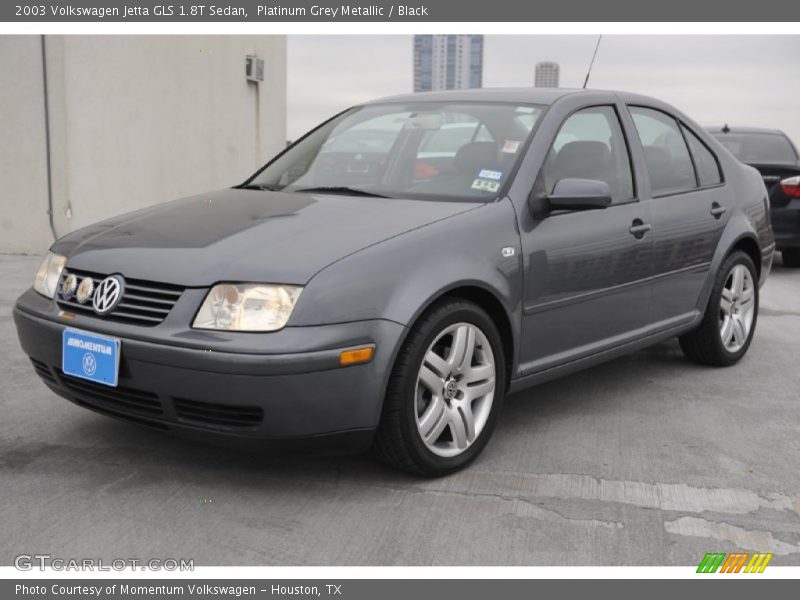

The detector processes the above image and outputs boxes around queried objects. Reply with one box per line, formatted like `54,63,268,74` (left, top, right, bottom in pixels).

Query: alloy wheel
719,264,755,353
414,322,496,458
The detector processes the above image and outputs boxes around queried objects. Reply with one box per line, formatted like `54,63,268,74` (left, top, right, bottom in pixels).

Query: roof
366,87,675,112
366,87,591,106
707,126,788,136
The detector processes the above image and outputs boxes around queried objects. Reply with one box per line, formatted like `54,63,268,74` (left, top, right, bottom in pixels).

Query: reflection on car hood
53,189,481,286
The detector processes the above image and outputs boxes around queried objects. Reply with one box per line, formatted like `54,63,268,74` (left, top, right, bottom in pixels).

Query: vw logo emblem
93,275,124,315
82,353,97,376
444,378,458,401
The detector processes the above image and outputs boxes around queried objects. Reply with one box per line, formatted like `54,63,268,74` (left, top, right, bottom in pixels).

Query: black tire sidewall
397,303,506,475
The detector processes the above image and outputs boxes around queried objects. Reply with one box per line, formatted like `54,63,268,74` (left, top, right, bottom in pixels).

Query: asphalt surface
1,254,799,566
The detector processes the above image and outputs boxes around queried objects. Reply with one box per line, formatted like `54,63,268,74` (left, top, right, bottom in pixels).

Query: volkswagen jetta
14,89,774,476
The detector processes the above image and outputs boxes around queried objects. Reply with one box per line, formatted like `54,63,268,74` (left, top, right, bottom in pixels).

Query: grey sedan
14,88,774,476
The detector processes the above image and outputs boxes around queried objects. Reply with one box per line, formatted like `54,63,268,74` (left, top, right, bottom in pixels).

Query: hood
53,189,480,287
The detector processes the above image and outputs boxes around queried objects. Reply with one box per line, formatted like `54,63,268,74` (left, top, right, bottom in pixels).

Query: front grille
72,402,169,431
57,269,183,326
30,358,57,386
174,397,263,429
31,360,264,434
57,369,164,417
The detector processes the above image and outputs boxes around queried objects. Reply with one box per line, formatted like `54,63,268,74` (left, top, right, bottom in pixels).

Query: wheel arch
729,235,762,279
697,211,764,315
393,282,517,392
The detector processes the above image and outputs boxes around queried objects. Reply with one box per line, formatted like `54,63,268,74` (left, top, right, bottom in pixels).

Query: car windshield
711,132,798,165
246,102,545,201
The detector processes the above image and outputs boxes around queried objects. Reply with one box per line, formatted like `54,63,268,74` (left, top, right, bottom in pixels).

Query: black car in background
709,126,800,267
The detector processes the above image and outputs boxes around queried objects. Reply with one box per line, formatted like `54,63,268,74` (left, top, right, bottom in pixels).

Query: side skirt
508,311,701,395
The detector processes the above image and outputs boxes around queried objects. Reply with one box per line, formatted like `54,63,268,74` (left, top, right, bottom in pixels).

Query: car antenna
722,123,731,133
582,35,603,89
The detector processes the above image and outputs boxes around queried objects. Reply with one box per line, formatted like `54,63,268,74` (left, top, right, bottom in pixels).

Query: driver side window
542,106,635,204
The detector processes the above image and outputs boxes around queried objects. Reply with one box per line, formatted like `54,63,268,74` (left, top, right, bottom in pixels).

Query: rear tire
782,249,800,268
679,251,758,367
373,298,506,477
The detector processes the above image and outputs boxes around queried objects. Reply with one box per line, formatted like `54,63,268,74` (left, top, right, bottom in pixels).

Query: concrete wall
0,37,53,254
0,35,287,254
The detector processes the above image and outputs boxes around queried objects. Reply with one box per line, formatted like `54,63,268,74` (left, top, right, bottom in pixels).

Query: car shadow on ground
47,336,707,487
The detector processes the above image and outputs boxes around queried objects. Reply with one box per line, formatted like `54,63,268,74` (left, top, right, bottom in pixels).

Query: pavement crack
516,499,623,529
420,470,800,518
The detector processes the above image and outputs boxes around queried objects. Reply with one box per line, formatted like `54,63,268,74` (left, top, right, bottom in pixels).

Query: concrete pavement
1,254,798,566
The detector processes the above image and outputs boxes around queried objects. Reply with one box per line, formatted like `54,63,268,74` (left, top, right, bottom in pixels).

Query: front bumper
14,289,406,452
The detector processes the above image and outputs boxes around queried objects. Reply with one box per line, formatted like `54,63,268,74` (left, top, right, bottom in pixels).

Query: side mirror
547,178,612,212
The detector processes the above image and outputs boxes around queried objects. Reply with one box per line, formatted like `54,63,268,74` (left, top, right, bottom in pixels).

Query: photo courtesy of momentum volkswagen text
1,0,799,596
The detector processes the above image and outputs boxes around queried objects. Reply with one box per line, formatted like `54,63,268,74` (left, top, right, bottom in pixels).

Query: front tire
782,249,800,268
679,251,758,366
373,298,506,477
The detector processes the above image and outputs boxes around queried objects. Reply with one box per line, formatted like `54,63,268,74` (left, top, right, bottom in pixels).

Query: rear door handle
710,203,728,218
629,220,652,239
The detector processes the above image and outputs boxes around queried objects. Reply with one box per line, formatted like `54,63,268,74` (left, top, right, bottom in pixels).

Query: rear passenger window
542,106,634,204
630,107,696,196
682,125,722,186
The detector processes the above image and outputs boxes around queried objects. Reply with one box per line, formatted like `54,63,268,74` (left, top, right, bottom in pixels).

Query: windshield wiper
239,183,282,191
291,186,390,198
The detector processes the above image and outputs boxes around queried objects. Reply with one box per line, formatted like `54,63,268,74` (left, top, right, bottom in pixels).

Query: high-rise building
534,61,560,88
413,35,483,92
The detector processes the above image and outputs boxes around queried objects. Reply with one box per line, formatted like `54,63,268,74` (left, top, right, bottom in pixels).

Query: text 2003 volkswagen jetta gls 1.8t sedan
14,89,774,476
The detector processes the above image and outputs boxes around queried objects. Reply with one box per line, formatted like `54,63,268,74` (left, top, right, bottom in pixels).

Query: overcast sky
287,35,800,146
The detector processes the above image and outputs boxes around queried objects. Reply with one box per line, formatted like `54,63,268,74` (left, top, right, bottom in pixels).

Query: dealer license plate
62,328,121,387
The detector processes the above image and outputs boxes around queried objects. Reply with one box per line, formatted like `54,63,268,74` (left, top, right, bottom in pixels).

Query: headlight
33,251,67,299
193,284,303,332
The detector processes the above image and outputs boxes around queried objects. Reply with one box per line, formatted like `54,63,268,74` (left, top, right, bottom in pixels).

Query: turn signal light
781,176,800,198
339,346,375,366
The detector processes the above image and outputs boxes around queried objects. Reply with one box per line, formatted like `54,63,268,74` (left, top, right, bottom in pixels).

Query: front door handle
629,219,652,239
710,202,728,219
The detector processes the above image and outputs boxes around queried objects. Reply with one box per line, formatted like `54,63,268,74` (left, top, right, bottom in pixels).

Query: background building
534,61,560,88
413,35,483,92
0,35,287,254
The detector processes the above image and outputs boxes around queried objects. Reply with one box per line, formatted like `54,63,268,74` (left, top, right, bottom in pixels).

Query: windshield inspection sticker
477,169,503,181
471,178,501,193
502,140,522,154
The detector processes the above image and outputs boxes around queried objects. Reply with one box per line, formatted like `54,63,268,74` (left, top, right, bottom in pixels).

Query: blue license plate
62,328,121,387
